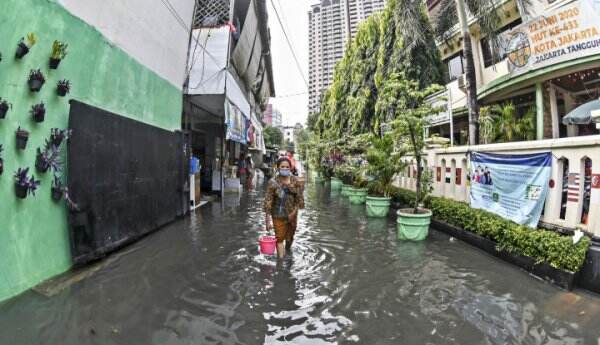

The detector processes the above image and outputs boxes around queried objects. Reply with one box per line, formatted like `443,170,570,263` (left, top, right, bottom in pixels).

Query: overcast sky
267,0,314,126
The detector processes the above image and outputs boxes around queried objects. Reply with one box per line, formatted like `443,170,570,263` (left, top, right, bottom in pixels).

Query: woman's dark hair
276,157,291,168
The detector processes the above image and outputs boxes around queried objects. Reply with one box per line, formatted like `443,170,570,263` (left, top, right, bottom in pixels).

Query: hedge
390,188,590,272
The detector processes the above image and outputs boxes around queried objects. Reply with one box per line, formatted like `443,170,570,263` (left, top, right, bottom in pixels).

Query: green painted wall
0,0,183,302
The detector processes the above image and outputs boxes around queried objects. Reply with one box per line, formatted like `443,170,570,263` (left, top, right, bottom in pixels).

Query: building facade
308,0,386,113
263,103,283,129
184,0,274,194
0,0,195,302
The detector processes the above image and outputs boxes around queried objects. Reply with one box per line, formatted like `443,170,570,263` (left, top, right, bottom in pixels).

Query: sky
267,0,314,127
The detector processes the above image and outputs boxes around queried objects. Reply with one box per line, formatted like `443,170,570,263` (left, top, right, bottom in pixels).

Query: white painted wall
59,0,195,88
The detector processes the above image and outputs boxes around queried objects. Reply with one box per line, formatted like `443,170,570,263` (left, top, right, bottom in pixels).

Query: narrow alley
1,183,599,344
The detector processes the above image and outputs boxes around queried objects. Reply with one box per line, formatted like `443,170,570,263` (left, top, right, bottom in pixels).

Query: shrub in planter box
0,98,12,119
28,69,46,92
49,40,68,69
50,128,72,147
14,167,40,199
15,127,29,150
36,140,62,173
30,102,46,123
15,33,37,59
56,79,71,97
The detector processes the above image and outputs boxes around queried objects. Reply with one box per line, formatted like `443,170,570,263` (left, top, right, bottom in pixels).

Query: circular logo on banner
592,174,600,188
506,32,531,68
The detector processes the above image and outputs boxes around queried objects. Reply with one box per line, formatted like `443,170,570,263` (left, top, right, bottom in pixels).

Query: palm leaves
479,102,536,143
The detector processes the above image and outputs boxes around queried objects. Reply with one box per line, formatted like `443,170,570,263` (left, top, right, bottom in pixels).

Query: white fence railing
398,135,600,237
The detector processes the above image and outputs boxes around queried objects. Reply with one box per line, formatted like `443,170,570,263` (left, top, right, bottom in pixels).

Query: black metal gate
67,100,187,265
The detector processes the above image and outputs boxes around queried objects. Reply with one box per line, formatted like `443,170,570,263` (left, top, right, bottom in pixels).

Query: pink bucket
259,236,277,255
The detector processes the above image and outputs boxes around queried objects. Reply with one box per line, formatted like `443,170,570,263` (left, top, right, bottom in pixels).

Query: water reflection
0,182,599,344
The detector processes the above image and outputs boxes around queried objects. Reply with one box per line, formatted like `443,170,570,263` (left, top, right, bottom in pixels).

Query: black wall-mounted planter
32,110,45,123
0,105,8,119
15,42,29,59
51,187,63,201
16,132,29,150
49,58,61,69
28,79,44,92
0,159,4,175
57,86,68,97
35,154,49,173
15,184,28,199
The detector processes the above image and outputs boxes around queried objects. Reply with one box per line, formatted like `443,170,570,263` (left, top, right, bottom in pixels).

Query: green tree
432,0,532,145
384,73,442,211
264,127,283,148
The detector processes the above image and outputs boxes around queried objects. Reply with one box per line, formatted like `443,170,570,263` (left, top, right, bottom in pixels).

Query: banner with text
503,0,600,77
469,152,552,228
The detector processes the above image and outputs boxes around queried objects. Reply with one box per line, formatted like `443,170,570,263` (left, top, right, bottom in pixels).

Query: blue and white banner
469,151,552,228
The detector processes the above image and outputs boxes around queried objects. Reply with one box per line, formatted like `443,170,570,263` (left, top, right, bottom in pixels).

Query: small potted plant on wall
0,98,12,119
15,127,29,150
50,128,72,147
15,33,37,59
30,102,46,122
51,174,65,201
49,40,68,69
0,144,4,175
385,74,441,241
14,167,40,199
28,69,46,92
36,141,62,173
56,79,71,97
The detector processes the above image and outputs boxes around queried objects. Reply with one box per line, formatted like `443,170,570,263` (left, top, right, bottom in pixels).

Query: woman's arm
263,181,275,230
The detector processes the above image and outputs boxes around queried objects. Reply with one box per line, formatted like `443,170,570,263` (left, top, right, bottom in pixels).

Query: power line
268,0,309,89
274,91,309,98
157,0,222,74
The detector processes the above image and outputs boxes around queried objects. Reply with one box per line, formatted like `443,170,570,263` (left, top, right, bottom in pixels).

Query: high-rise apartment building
308,0,386,113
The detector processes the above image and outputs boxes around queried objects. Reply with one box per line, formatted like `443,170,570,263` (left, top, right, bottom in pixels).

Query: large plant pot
49,58,62,69
331,178,343,191
397,208,432,241
35,153,49,173
341,184,352,197
16,132,29,150
51,187,64,201
348,188,368,205
366,196,392,218
0,105,9,119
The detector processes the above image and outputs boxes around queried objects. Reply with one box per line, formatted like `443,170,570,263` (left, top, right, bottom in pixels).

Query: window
480,18,523,68
445,52,465,82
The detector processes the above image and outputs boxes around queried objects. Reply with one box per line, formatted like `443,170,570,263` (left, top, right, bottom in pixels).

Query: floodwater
1,182,600,345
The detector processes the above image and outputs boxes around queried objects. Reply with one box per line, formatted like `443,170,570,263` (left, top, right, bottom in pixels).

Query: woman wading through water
264,157,305,258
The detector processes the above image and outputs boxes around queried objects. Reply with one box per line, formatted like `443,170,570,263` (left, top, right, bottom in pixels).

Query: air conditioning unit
457,75,466,90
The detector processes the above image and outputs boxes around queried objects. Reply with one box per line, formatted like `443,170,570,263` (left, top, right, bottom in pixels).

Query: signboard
224,100,248,144
469,152,552,228
503,0,600,77
426,90,450,126
456,168,462,185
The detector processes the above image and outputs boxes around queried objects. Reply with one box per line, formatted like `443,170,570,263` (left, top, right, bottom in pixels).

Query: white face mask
279,168,291,177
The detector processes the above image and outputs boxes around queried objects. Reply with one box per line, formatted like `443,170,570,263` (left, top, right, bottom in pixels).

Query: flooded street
1,182,600,345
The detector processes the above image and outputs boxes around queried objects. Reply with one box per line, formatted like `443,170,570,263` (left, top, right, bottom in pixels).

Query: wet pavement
2,182,600,344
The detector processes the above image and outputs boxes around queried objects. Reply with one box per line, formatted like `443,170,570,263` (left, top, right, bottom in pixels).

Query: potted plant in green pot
15,33,37,59
348,164,369,205
49,40,68,69
381,73,441,240
0,98,12,119
364,134,404,217
28,69,46,92
14,167,40,199
50,128,72,147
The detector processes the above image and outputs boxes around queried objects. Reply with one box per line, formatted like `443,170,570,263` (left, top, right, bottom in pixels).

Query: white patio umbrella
562,99,600,125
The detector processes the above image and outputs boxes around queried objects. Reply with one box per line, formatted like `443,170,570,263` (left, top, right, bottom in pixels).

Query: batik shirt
263,176,305,218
